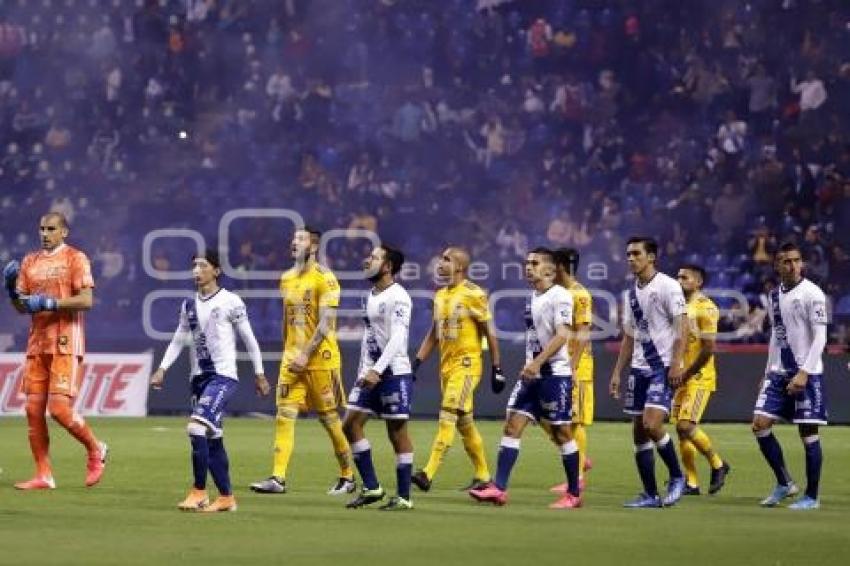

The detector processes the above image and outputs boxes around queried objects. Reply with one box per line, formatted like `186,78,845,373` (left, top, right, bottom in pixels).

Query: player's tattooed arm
291,305,337,371
668,313,689,387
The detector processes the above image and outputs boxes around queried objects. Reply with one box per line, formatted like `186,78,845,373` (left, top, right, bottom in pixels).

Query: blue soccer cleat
760,482,799,507
623,493,663,508
788,495,819,510
662,477,686,507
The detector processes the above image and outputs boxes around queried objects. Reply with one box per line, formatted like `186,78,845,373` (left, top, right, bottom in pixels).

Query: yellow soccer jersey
434,281,491,373
566,281,593,382
280,263,341,370
684,293,718,391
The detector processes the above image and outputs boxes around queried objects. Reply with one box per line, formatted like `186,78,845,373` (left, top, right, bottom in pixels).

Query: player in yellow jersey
673,264,730,495
548,248,594,493
410,246,503,492
250,226,355,495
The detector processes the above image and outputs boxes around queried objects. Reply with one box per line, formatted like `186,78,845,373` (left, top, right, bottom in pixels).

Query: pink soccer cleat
549,493,583,509
549,477,586,493
85,441,109,487
469,483,508,506
14,476,56,490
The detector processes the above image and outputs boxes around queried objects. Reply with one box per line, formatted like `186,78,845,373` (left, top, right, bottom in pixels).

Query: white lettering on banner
0,353,153,417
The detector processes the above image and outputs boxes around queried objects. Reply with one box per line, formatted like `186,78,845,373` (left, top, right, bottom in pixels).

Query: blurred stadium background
1,0,849,419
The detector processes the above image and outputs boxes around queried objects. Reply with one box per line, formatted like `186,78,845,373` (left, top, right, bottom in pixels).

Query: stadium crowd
1,0,849,345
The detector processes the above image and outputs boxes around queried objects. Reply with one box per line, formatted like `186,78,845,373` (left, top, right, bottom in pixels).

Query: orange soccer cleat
14,476,56,490
178,489,210,511
201,495,238,513
549,492,583,509
85,442,109,487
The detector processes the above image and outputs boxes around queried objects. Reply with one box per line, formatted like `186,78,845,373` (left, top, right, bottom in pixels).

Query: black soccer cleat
345,487,386,508
683,484,701,496
411,470,432,492
708,461,731,495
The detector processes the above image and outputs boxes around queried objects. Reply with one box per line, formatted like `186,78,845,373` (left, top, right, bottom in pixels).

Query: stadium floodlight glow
142,228,206,280
219,208,305,280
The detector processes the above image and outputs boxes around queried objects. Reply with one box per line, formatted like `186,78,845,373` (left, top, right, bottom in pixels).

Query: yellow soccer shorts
278,366,345,413
440,362,482,414
670,382,713,424
571,378,594,426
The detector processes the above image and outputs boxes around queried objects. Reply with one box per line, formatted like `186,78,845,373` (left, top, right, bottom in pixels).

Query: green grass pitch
0,418,848,566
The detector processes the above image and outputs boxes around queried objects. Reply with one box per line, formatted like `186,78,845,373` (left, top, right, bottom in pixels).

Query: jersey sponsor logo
0,353,152,416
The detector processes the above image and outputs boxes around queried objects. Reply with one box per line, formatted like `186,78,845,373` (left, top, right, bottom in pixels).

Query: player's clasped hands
361,369,381,390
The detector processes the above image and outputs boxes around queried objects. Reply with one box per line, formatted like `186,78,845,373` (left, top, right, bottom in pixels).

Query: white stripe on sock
560,440,578,456
802,435,820,444
657,433,671,448
396,452,414,465
351,439,371,453
634,441,654,453
500,436,521,450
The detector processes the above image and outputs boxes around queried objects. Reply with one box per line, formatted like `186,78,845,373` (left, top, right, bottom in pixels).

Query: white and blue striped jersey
623,272,687,371
160,288,264,380
766,278,828,375
358,282,413,379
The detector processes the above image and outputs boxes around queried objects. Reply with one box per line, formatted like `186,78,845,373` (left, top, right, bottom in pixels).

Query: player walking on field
3,212,108,490
343,245,416,510
411,246,502,493
151,250,270,512
609,237,688,508
752,242,828,510
673,264,730,496
470,248,582,509
250,227,355,495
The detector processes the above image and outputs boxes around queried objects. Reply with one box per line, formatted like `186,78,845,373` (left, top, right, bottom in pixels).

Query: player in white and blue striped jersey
342,244,415,511
752,242,828,510
150,250,270,512
609,237,688,508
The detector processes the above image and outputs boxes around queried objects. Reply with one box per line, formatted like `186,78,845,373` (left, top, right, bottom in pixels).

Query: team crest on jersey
58,335,68,346
462,356,471,367
322,350,331,360
303,290,312,303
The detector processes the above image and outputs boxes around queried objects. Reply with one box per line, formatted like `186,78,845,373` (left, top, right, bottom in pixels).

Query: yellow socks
423,411,458,479
272,406,298,479
319,411,354,479
679,438,699,487
457,413,490,481
691,427,724,469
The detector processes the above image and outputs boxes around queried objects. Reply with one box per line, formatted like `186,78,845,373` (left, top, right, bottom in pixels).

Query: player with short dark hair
752,242,828,510
610,237,688,508
470,247,582,509
151,250,270,512
674,264,730,496
343,245,416,510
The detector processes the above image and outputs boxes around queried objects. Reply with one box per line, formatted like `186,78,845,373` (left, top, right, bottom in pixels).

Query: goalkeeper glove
21,294,58,313
491,365,506,394
3,260,20,300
